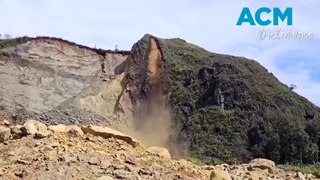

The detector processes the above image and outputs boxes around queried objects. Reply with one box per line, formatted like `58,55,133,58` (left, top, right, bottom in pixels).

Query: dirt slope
1,35,320,177
0,37,131,127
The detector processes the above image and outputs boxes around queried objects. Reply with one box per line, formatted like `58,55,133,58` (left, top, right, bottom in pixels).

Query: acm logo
237,7,293,26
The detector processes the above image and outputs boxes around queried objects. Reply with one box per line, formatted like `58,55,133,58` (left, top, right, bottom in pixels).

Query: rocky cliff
1,35,320,168
0,37,131,127
122,35,320,165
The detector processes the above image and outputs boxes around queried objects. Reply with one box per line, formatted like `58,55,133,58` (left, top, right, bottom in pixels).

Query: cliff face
1,38,101,112
1,35,320,166
124,35,320,165
0,37,131,127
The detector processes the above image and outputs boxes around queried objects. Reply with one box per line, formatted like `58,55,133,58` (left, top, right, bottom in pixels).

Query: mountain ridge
126,34,320,164
1,34,320,167
0,36,131,55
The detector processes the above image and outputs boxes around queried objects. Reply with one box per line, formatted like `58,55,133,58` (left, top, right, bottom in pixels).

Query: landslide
0,37,131,128
1,34,320,167
125,34,320,165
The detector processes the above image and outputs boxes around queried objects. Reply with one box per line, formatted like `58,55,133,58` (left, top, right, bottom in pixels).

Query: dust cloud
127,99,171,147
119,37,184,156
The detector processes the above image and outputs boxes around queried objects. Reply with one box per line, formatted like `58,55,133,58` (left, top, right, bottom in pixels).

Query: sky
0,0,319,105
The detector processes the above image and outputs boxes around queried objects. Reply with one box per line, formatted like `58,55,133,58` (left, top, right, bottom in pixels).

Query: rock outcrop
0,120,209,179
124,34,320,165
81,125,141,148
20,119,50,138
0,125,11,142
0,37,131,127
248,158,276,173
1,34,320,170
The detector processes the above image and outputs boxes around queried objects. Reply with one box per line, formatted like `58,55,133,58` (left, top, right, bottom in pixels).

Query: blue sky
0,0,319,105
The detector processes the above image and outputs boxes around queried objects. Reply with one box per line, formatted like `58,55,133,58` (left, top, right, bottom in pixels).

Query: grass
278,164,320,177
151,35,320,165
0,39,19,49
184,156,223,166
185,157,207,166
0,36,30,50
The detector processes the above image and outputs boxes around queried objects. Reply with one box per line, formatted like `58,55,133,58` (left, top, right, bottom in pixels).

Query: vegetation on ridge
0,38,21,50
131,35,320,165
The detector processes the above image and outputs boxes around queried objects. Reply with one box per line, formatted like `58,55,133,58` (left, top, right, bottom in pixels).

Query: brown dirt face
148,37,162,96
121,37,177,153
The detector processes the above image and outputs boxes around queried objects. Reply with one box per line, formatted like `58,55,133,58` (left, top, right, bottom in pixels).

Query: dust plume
120,37,182,156
126,98,172,148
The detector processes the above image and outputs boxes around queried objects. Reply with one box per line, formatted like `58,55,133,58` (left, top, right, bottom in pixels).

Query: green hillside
130,34,320,165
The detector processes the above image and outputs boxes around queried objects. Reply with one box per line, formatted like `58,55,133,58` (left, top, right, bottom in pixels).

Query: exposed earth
1,35,320,179
0,119,318,180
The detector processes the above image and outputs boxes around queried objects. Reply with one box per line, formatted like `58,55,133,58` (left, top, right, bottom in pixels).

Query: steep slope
124,35,320,165
1,35,320,167
0,37,131,127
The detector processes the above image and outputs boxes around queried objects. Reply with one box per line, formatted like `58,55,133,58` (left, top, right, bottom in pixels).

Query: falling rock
20,120,50,138
147,147,171,160
249,158,276,173
0,125,11,143
81,125,142,147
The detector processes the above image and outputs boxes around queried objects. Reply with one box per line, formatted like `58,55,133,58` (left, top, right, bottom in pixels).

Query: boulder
10,125,22,139
88,157,100,165
48,124,67,133
0,120,10,126
296,172,306,180
249,158,276,173
306,174,315,180
81,125,141,147
0,125,11,142
66,125,84,136
215,164,229,171
48,124,83,136
97,176,114,180
248,171,265,180
147,147,171,160
210,168,232,180
20,120,50,138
